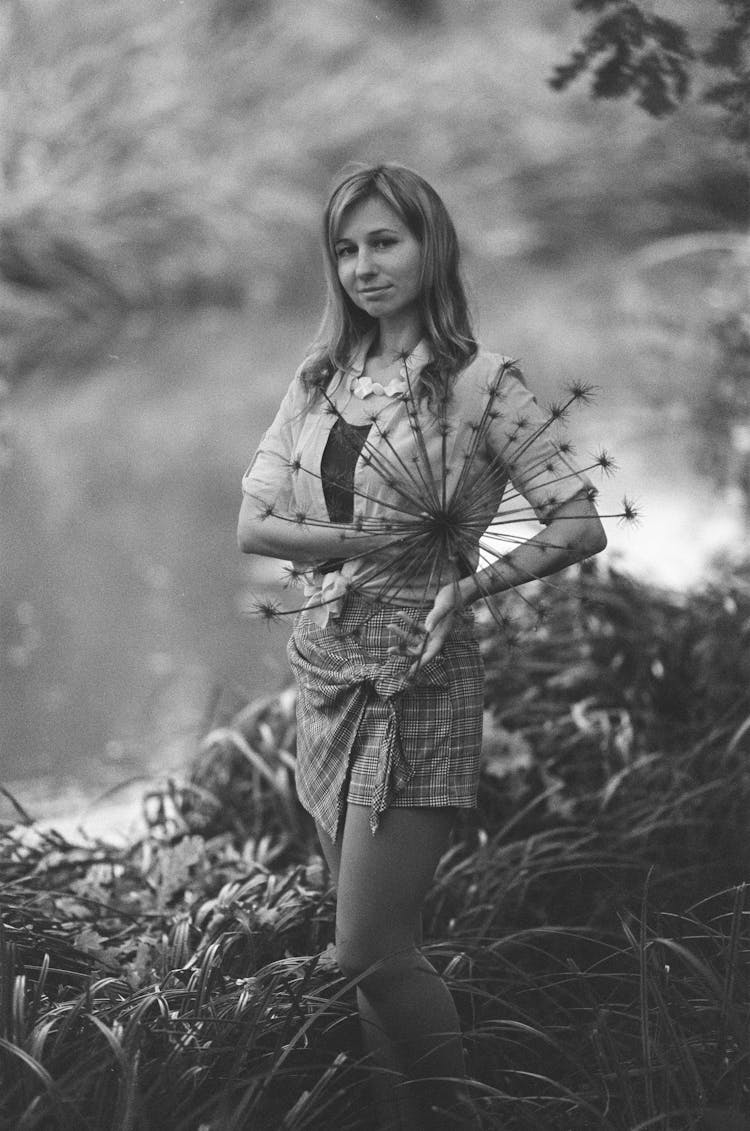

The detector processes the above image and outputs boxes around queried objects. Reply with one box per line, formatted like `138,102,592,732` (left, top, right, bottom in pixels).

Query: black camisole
319,418,371,573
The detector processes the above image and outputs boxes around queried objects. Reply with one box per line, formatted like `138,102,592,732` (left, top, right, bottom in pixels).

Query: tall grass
1,565,749,1128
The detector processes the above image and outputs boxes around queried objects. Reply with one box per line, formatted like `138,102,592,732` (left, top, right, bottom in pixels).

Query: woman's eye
335,238,396,259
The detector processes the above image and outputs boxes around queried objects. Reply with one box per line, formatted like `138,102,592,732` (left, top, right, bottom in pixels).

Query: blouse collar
346,333,431,399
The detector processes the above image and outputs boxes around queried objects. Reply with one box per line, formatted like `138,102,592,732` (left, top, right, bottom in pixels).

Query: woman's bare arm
237,493,389,563
458,493,607,605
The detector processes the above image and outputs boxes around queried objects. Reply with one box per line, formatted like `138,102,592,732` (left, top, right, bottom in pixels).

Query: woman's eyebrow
334,227,400,245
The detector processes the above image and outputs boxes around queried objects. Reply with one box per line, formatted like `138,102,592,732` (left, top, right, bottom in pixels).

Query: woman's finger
408,642,439,675
388,602,455,666
386,622,424,638
387,624,429,657
408,627,452,673
388,642,425,657
386,619,426,643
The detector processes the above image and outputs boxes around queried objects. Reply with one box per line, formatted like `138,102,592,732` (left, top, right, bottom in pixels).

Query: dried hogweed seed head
594,449,618,476
282,566,305,587
567,379,597,404
620,496,640,525
250,597,284,624
250,356,619,637
548,401,569,423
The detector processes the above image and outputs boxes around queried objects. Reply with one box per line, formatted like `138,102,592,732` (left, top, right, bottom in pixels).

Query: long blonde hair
301,163,477,403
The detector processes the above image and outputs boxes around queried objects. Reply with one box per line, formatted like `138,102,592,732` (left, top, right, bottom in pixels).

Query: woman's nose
355,248,375,277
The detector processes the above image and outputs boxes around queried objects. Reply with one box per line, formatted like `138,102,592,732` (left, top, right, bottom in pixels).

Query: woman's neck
371,313,423,362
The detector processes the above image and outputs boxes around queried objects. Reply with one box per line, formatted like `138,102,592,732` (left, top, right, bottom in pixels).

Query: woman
238,163,607,1129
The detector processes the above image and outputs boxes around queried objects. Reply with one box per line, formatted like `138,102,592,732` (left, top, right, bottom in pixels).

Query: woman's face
333,195,423,327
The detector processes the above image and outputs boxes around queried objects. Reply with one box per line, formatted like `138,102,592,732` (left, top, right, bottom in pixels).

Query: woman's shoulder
294,352,348,397
457,347,528,397
263,358,317,426
465,345,524,373
292,353,320,385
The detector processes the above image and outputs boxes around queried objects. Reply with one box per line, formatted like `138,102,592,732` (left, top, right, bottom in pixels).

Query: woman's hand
387,582,463,675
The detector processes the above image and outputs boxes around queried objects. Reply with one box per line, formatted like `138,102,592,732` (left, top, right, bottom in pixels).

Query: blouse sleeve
241,372,305,516
488,363,594,525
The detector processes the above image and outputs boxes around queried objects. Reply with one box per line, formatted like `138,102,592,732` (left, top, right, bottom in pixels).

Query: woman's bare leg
315,821,342,888
316,820,423,938
316,817,423,1128
333,804,474,1130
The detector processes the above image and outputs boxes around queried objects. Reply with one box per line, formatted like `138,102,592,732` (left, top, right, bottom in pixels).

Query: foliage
2,565,750,1127
482,562,750,757
551,2,694,117
701,0,750,144
695,250,750,502
552,0,750,141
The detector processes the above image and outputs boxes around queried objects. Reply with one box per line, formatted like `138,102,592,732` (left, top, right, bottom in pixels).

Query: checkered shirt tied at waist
287,607,455,843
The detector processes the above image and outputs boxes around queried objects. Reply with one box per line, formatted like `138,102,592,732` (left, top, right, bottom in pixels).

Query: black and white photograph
1,2,748,1127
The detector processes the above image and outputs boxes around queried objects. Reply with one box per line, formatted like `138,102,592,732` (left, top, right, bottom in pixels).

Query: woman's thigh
315,821,342,888
335,803,455,973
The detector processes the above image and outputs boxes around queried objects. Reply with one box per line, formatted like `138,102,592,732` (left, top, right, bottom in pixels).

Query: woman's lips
358,285,392,297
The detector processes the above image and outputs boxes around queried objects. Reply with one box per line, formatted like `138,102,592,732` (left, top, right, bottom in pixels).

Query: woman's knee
335,934,419,984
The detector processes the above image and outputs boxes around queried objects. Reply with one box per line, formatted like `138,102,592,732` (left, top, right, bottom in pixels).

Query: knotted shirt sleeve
489,364,594,525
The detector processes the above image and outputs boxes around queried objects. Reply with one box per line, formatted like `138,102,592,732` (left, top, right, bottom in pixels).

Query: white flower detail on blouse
348,338,431,399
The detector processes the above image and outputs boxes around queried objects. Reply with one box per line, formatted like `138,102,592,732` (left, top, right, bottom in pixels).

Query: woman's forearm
237,499,387,562
458,498,607,605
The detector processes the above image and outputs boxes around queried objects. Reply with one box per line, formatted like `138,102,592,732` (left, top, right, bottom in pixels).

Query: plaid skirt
287,593,484,843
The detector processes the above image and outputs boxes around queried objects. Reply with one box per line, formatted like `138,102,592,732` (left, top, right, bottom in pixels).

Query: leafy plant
552,0,750,142
2,566,750,1126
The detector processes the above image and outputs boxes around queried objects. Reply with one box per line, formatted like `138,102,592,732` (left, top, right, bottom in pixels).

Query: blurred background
1,0,748,822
